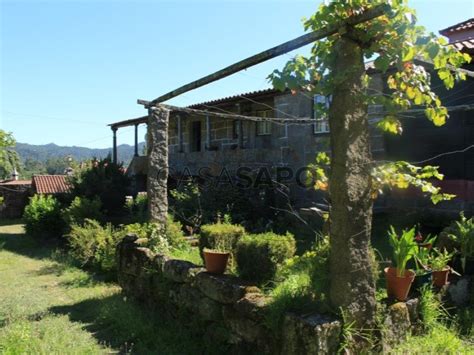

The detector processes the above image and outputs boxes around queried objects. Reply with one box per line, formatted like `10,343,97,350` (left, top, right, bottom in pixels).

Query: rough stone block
233,292,269,322
222,306,270,344
173,284,223,321
281,313,341,355
381,302,411,352
163,259,198,283
448,276,472,307
152,254,169,275
405,298,420,324
195,272,257,304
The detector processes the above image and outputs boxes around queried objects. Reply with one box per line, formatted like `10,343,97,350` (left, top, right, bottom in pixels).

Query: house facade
111,19,474,214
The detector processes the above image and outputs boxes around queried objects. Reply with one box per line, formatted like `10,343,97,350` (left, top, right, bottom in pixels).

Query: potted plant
413,234,436,291
203,237,233,274
385,226,418,301
449,214,474,275
428,248,454,287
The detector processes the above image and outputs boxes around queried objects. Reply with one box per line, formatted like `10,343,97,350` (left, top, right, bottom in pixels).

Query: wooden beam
109,115,148,129
139,4,389,106
160,104,317,123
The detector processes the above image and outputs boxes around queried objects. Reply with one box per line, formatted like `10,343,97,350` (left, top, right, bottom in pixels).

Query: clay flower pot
432,267,450,287
203,250,230,274
385,267,415,301
413,270,433,292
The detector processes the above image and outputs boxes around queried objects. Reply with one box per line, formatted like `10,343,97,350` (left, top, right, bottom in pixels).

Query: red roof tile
440,18,474,35
32,175,70,194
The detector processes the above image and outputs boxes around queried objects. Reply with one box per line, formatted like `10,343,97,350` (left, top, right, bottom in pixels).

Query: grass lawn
0,221,209,354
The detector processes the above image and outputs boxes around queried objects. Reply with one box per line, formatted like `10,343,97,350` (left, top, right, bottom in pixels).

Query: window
256,110,272,135
313,94,330,134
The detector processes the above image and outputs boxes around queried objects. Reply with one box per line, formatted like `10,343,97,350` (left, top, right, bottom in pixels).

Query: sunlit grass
0,221,212,354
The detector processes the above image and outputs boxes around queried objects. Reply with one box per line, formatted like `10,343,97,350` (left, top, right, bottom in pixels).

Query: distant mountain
15,142,146,165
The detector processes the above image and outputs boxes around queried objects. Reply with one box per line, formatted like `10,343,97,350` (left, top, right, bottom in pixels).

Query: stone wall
115,235,434,354
116,234,342,354
0,183,31,218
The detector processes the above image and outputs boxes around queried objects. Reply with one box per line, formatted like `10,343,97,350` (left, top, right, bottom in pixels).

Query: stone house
110,19,474,215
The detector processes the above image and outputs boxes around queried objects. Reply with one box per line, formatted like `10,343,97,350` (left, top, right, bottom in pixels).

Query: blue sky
1,0,473,148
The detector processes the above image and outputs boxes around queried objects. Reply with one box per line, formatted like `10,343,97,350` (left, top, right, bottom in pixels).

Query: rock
184,267,206,283
163,259,198,283
448,276,471,306
152,254,169,275
381,302,411,352
234,292,269,322
173,284,222,321
281,313,341,355
195,272,254,304
222,306,270,344
405,298,420,323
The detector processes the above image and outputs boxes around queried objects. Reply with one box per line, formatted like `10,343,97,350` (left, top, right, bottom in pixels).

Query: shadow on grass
48,294,218,354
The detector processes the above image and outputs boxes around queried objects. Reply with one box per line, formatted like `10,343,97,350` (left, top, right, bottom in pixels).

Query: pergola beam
139,4,389,107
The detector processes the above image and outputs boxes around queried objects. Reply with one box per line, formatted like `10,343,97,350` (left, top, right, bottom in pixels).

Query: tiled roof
187,88,281,109
450,38,474,52
32,175,70,194
440,18,474,35
0,180,32,186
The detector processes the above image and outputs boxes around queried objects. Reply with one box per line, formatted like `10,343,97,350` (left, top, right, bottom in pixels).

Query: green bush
265,235,330,332
67,219,120,272
119,215,186,250
236,232,296,284
125,193,148,223
62,196,104,228
199,223,245,255
23,194,65,239
68,158,130,216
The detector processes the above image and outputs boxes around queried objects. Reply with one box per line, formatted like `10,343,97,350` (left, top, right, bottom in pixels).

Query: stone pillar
177,115,183,153
112,127,118,163
236,103,244,148
205,115,211,150
134,123,139,157
147,106,169,226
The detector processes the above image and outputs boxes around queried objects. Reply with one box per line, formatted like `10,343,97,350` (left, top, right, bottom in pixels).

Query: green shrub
265,235,329,332
199,223,245,255
68,158,130,216
125,193,148,223
62,196,104,228
67,219,120,272
23,194,65,239
119,215,186,251
236,232,295,284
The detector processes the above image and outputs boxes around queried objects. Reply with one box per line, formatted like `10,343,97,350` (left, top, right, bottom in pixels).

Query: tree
270,0,470,332
0,129,20,180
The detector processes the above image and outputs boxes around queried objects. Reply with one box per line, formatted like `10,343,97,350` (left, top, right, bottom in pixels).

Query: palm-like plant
448,213,474,271
388,226,418,277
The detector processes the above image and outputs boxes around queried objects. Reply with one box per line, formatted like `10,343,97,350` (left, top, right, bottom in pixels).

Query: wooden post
112,127,118,163
147,106,169,226
134,124,139,157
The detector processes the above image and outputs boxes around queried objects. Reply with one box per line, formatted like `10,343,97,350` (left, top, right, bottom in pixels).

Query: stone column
147,106,169,226
112,127,118,163
134,123,139,157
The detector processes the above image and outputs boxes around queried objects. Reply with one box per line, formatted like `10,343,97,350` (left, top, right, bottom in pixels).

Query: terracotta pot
432,267,450,287
385,267,415,301
413,270,432,292
203,250,229,274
